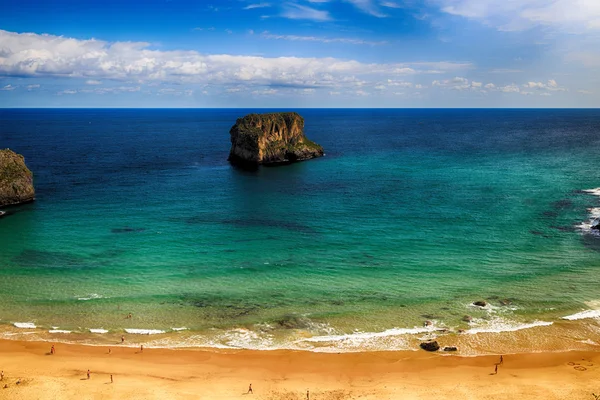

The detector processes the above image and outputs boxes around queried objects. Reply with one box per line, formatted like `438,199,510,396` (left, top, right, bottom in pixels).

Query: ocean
1,108,599,354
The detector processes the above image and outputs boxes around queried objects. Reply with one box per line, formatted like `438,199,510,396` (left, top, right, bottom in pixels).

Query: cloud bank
0,30,471,91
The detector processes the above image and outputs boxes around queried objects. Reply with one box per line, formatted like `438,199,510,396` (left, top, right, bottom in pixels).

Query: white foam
562,310,600,320
301,325,439,343
583,188,600,197
464,318,552,334
90,328,108,334
77,293,104,301
125,328,166,335
49,329,71,334
14,322,36,329
171,327,188,331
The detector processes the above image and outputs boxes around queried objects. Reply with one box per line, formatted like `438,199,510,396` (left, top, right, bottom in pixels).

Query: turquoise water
1,109,600,353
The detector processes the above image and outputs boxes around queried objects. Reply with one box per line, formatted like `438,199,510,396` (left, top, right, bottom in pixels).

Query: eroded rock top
228,112,324,165
0,149,35,207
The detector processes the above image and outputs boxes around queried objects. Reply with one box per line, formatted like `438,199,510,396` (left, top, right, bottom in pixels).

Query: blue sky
1,0,599,107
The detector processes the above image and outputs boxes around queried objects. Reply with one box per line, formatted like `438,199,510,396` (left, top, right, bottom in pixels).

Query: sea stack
0,149,35,207
228,112,324,166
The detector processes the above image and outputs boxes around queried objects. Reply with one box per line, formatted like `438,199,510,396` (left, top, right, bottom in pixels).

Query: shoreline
1,339,599,399
2,314,600,356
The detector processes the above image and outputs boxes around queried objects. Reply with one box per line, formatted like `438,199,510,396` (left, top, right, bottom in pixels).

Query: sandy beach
0,339,598,399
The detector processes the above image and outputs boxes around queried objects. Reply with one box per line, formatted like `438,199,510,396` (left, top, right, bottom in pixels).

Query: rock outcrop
0,149,35,207
228,112,324,166
420,341,440,352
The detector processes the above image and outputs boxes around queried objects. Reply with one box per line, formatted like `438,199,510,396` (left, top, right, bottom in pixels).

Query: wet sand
0,339,598,399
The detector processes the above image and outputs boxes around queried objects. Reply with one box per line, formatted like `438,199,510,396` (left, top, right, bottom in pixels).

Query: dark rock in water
457,329,466,333
473,300,487,307
273,314,309,329
499,299,513,306
0,149,35,207
462,315,473,322
0,210,5,218
420,341,440,352
551,199,573,209
228,112,324,166
111,227,146,233
591,218,600,230
443,346,458,352
424,320,433,327
542,210,558,218
550,225,574,232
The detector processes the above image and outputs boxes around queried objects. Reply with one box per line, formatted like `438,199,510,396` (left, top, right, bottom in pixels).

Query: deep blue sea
1,108,600,354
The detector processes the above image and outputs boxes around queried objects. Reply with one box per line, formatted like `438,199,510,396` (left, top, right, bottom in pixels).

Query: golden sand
0,339,598,399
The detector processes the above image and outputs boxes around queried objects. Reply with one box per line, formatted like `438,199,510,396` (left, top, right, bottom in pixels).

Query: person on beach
247,383,253,394
51,345,55,355
87,370,91,379
108,348,111,355
494,365,498,374
140,345,143,352
121,335,125,343
110,374,113,383
500,355,504,365
307,389,310,400
1,370,3,381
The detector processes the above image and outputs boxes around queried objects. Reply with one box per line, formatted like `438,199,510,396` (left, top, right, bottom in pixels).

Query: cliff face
228,112,324,165
0,149,35,207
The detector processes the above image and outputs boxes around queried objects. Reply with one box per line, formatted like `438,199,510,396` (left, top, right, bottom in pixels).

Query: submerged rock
228,112,324,166
420,341,440,352
0,149,35,207
462,315,473,322
473,300,487,307
443,346,458,352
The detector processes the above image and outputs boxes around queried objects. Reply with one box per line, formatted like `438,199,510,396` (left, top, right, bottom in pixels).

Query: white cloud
244,3,271,10
26,84,40,90
432,76,474,90
0,30,471,92
345,0,388,17
0,84,15,91
578,89,593,94
281,4,332,21
260,31,387,46
380,1,402,8
57,89,77,95
85,80,102,85
80,86,140,94
523,79,566,91
498,84,520,93
387,79,413,87
252,88,278,95
436,0,600,32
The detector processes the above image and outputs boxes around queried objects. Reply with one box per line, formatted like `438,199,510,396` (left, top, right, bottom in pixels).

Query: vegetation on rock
228,112,324,165
0,149,35,207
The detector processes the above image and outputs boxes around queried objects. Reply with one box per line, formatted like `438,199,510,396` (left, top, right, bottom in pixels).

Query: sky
1,0,599,108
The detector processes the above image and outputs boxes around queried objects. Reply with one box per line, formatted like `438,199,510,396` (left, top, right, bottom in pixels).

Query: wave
578,188,600,235
562,310,600,320
77,293,104,301
171,327,188,331
464,318,553,334
124,328,166,335
583,188,600,197
89,328,109,334
301,326,439,343
49,329,71,334
14,322,36,329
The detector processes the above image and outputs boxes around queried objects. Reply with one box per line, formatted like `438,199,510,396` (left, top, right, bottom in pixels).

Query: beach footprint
567,359,594,372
